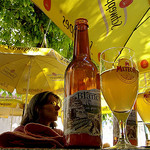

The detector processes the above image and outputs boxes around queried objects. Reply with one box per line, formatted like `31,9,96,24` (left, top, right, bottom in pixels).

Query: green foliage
0,89,12,97
0,88,22,99
0,0,73,60
102,113,113,124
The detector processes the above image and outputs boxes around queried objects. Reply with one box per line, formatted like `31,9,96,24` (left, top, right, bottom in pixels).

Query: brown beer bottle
64,18,102,148
113,102,138,146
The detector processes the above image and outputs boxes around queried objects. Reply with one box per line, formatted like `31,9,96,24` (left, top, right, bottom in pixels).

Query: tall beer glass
100,47,139,149
137,89,150,146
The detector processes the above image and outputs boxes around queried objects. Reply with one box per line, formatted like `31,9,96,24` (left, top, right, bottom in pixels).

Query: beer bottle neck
73,24,90,59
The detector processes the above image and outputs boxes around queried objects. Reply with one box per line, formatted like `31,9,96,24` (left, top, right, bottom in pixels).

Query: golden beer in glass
100,47,139,149
137,90,150,130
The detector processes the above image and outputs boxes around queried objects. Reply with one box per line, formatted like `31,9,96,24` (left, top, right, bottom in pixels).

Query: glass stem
118,119,127,143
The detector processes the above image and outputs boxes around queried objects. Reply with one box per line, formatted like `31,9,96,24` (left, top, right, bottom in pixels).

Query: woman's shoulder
14,124,63,136
54,128,63,136
13,125,25,132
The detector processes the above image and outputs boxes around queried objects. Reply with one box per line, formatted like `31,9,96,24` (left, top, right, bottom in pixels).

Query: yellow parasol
32,0,150,72
0,45,69,114
0,96,24,118
0,45,69,94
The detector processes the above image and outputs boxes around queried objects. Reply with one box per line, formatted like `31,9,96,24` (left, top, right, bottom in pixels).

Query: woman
0,91,64,148
15,91,62,132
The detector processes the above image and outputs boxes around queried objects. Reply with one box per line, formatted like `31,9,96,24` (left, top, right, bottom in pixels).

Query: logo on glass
144,89,150,104
116,58,138,84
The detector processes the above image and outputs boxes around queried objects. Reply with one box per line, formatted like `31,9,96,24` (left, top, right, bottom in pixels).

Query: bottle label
64,89,101,136
126,110,137,141
113,116,119,144
113,116,119,135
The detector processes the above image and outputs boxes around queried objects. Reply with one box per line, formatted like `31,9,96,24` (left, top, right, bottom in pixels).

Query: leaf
23,0,27,7
15,12,19,18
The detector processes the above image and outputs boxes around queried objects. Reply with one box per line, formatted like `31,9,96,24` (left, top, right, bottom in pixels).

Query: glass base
139,146,150,149
104,140,139,149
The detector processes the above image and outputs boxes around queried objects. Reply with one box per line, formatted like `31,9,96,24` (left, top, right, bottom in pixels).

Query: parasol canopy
32,0,150,73
0,45,69,115
0,45,69,95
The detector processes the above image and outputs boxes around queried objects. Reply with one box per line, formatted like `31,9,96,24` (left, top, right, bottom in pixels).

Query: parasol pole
23,57,33,116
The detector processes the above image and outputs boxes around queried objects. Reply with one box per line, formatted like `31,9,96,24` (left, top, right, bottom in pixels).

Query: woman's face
38,94,60,125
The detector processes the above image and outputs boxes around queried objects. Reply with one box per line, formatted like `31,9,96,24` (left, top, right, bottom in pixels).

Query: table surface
0,148,149,150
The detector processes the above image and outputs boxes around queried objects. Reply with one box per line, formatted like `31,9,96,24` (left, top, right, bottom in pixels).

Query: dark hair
21,91,60,128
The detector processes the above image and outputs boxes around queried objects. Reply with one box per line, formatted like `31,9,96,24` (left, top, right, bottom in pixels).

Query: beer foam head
118,58,131,67
114,58,136,68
